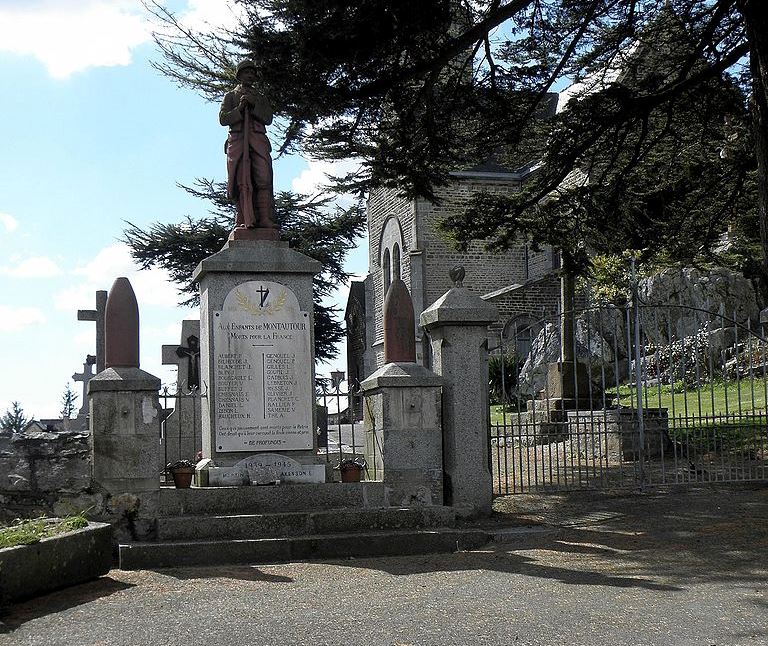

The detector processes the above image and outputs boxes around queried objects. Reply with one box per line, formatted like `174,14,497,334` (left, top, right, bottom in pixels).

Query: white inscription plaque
214,280,313,451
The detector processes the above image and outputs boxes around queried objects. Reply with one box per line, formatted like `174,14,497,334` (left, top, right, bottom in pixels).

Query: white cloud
0,305,45,332
0,212,19,233
178,0,243,33
0,256,62,278
0,1,150,79
291,158,361,202
56,242,182,311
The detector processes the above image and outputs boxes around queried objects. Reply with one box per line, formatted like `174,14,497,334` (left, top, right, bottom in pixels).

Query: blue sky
0,1,366,419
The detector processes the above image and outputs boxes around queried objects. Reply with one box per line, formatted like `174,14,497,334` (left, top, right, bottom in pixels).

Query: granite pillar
89,368,162,494
420,273,497,516
361,363,443,507
89,277,161,495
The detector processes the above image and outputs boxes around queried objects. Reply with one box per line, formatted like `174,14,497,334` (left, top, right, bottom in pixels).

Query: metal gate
490,300,768,494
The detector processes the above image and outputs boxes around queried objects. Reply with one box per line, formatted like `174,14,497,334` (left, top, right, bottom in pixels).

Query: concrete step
156,506,457,541
158,482,386,517
118,528,490,570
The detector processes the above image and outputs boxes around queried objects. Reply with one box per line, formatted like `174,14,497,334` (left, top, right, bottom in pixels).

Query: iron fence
315,381,367,478
160,384,205,485
490,298,768,494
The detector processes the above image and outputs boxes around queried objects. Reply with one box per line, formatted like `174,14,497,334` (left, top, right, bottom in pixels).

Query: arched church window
392,243,401,281
383,248,391,295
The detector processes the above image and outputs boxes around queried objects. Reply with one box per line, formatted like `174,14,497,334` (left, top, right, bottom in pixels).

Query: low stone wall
0,522,112,604
0,429,104,522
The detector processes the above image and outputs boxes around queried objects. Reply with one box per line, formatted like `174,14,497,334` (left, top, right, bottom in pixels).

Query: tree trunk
737,1,768,291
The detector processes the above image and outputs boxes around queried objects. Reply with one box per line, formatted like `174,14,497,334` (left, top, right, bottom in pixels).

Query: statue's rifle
238,85,255,227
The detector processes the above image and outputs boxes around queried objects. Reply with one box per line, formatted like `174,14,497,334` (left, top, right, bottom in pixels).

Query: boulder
638,267,760,342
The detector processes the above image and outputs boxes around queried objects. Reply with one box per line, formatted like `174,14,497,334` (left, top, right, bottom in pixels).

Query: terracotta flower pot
171,466,195,488
339,464,363,483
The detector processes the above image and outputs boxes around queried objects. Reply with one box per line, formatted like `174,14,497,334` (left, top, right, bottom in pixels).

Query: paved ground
2,485,767,646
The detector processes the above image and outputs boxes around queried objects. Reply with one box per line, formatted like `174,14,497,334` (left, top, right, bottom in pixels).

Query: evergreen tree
60,384,78,419
1,402,30,434
123,183,365,363
145,0,768,283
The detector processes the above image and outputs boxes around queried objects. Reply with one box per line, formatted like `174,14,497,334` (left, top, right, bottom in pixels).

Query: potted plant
336,456,367,483
167,459,196,488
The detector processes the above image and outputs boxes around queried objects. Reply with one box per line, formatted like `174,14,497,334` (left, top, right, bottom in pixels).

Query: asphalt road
2,486,767,646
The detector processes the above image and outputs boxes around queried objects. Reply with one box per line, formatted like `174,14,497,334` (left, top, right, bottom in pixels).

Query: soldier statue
220,59,277,236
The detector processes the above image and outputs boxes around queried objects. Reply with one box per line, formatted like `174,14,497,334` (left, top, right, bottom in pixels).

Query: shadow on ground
0,577,134,632
326,485,768,590
161,565,294,584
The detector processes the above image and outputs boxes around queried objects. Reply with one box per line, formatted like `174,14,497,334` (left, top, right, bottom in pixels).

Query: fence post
420,267,498,517
631,256,646,488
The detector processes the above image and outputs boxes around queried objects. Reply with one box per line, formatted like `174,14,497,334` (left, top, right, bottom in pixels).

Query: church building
345,160,563,393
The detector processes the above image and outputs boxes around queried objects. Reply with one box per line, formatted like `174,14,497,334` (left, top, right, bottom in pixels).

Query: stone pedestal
420,285,497,516
361,362,443,507
192,239,321,467
89,367,162,494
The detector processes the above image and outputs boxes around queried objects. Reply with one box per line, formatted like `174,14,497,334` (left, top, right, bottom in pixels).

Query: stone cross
72,354,96,417
175,335,201,390
77,290,107,373
160,320,203,467
162,320,202,392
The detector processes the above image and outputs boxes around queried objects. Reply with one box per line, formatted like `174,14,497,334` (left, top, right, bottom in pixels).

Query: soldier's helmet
235,59,257,80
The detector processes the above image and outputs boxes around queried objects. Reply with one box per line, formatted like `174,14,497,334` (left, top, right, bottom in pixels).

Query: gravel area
2,486,767,646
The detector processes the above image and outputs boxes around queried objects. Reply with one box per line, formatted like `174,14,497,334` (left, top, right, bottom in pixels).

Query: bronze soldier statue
220,59,278,237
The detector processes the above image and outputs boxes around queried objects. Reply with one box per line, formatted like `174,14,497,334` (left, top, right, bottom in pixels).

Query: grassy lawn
0,515,88,549
490,379,768,454
609,377,768,417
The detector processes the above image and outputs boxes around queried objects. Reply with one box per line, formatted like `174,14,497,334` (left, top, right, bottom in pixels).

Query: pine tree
144,0,768,284
1,402,30,434
60,384,78,419
123,184,365,363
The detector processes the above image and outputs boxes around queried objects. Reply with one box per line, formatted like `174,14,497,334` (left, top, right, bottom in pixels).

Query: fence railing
159,384,205,484
315,381,367,478
490,302,768,494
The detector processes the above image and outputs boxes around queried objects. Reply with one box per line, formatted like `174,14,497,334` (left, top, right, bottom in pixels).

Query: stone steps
155,506,456,541
118,484,488,569
158,482,386,516
118,527,491,570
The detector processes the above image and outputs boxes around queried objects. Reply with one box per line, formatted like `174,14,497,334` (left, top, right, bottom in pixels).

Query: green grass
490,379,768,455
0,514,88,549
608,377,768,417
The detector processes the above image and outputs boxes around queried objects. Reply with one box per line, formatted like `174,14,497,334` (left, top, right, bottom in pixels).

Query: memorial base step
118,527,490,569
157,482,386,516
156,506,456,541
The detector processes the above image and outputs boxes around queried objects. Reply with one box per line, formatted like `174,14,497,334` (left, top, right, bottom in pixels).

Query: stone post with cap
360,278,443,506
89,277,162,501
420,266,497,516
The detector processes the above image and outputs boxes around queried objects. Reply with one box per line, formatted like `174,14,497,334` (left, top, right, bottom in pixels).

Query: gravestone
192,239,322,468
72,354,96,420
160,320,203,466
77,290,107,373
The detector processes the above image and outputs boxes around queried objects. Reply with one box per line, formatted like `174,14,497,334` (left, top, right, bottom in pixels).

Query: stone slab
155,506,456,541
196,241,319,467
206,453,326,486
0,522,112,604
234,453,326,484
192,240,321,282
158,482,386,516
420,286,498,328
118,527,489,569
88,367,161,393
360,362,443,391
212,280,313,452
